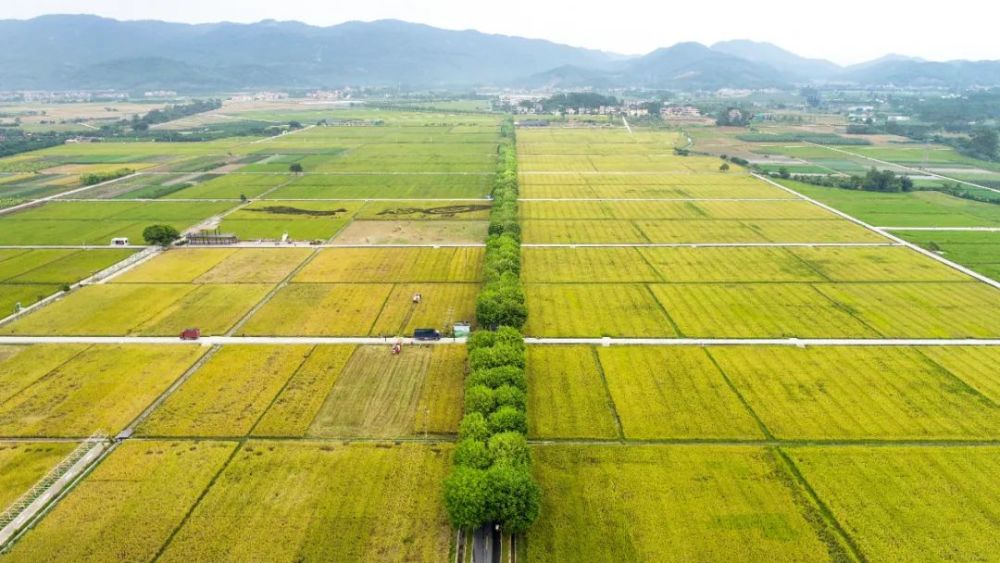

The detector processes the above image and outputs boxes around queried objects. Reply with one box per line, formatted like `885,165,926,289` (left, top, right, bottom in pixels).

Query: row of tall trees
443,117,540,535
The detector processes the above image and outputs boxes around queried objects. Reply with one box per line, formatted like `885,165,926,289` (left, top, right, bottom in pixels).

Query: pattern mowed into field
0,441,77,508
308,345,464,438
526,346,619,439
787,447,1000,561
2,441,236,563
0,345,204,437
711,347,1000,440
527,445,844,562
138,345,312,437
0,283,273,336
156,442,453,562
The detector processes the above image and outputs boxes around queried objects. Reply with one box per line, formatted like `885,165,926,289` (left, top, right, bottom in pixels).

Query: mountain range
1,15,998,91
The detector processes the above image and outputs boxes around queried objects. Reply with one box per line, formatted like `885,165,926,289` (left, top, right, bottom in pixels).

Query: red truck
180,328,201,340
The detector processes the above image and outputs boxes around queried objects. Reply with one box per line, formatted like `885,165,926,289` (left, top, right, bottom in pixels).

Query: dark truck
413,328,441,341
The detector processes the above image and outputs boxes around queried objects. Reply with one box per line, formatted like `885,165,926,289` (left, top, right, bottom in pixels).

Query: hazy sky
4,0,998,65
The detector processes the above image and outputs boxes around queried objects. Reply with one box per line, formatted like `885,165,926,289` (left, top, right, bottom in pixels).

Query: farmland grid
0,116,998,561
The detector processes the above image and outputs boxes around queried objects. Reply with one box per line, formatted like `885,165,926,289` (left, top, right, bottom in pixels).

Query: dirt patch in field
375,204,491,217
333,220,488,245
246,205,348,217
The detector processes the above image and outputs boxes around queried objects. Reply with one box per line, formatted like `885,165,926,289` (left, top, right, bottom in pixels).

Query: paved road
522,242,900,248
1,336,997,347
0,336,468,345
526,337,1000,346
518,197,799,202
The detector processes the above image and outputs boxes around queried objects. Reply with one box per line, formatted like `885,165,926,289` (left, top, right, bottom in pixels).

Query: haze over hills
1,14,999,90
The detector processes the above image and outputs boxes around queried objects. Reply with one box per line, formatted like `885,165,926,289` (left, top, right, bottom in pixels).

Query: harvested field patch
331,220,488,245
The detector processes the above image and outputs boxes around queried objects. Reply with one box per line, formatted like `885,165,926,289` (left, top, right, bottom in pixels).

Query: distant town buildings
229,91,289,102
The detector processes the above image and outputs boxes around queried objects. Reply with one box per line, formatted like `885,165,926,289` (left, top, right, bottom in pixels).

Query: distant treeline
126,99,222,131
0,129,68,159
540,92,619,112
775,167,914,193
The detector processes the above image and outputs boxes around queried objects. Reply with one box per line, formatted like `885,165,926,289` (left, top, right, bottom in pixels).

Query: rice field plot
267,173,492,199
521,200,832,221
251,345,357,436
297,247,483,283
370,283,479,336
525,346,619,439
0,285,62,318
0,345,204,437
164,173,290,199
219,200,362,241
598,347,763,439
0,442,78,509
0,344,89,403
649,283,879,338
527,445,844,562
898,230,1000,280
522,220,648,244
712,347,1000,440
237,283,393,336
520,176,788,199
922,347,1000,403
787,446,1000,562
308,346,465,438
639,247,822,283
522,247,660,283
2,440,235,563
138,345,312,437
322,150,496,174
789,246,970,282
633,220,769,243
814,282,1000,338
0,248,136,284
112,248,238,283
0,201,237,245
116,248,311,284
332,220,489,245
1,282,271,336
780,180,1000,228
156,442,453,563
524,284,676,337
356,200,492,221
